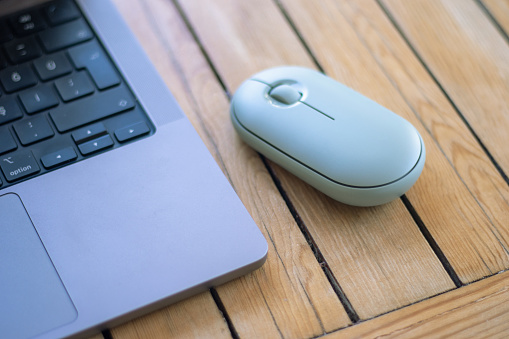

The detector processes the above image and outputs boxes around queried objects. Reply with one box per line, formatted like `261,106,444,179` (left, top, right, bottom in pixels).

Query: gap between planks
377,0,509,187
171,0,361,326
110,0,509,336
176,0,464,321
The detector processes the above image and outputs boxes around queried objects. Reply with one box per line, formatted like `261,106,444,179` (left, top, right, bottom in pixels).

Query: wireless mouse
230,66,425,206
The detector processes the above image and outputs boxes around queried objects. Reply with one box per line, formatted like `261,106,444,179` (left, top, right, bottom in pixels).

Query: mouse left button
231,80,270,122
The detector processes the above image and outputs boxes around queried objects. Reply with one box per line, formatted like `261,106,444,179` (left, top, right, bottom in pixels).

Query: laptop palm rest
0,193,77,339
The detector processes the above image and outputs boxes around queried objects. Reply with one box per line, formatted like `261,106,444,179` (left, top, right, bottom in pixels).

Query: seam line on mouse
300,102,335,120
232,109,422,189
251,79,333,120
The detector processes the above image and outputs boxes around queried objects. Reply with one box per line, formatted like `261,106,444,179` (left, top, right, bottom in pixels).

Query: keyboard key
4,36,42,64
115,121,150,142
0,3,154,187
0,97,23,125
39,18,93,52
68,40,120,89
9,11,47,36
0,20,13,43
54,71,94,102
0,127,17,154
41,146,77,168
50,85,135,132
19,84,59,114
0,64,38,93
0,150,40,182
0,52,8,69
44,0,81,25
72,122,106,144
33,52,72,80
13,115,54,146
78,134,113,155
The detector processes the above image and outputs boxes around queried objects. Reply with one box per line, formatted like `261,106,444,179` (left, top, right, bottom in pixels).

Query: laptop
0,0,268,338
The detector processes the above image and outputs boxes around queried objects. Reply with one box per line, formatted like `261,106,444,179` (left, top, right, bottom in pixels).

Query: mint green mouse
231,66,425,207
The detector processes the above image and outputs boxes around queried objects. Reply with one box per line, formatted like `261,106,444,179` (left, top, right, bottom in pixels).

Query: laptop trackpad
0,193,77,339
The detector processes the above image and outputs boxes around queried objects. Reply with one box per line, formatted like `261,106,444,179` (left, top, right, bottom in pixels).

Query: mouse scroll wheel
269,84,302,105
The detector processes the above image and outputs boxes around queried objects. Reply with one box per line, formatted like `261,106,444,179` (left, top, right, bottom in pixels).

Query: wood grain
483,0,509,34
382,0,509,186
325,270,509,338
111,0,351,337
178,0,456,320
277,0,509,283
112,293,230,339
90,0,509,336
330,0,509,274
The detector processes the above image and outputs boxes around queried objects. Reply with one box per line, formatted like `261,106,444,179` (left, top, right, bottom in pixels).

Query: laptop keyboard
0,0,154,189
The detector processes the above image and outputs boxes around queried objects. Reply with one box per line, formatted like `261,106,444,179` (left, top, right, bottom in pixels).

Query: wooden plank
278,0,509,283
178,0,456,321
339,0,509,278
111,0,351,337
107,2,232,338
382,0,509,182
112,293,230,339
482,0,509,36
326,270,509,338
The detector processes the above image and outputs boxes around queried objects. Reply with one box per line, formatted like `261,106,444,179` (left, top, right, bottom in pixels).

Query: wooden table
97,0,509,337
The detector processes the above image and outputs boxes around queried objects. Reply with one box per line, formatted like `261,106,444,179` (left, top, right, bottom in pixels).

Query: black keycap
0,98,23,125
13,115,54,146
0,52,8,69
19,84,59,114
4,36,42,64
9,11,47,36
0,64,38,93
50,85,135,132
39,18,93,52
78,134,113,155
72,122,106,144
41,146,77,168
0,127,17,154
115,121,150,142
33,52,72,80
54,71,94,102
0,150,40,182
68,40,120,89
44,0,81,25
0,20,13,43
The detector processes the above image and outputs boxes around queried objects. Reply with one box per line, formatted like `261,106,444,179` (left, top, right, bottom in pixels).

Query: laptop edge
0,0,268,337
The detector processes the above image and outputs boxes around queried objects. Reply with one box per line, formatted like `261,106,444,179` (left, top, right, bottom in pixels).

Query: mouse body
230,66,425,206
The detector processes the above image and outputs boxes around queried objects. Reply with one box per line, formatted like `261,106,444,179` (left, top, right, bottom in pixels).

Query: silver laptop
0,0,268,338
